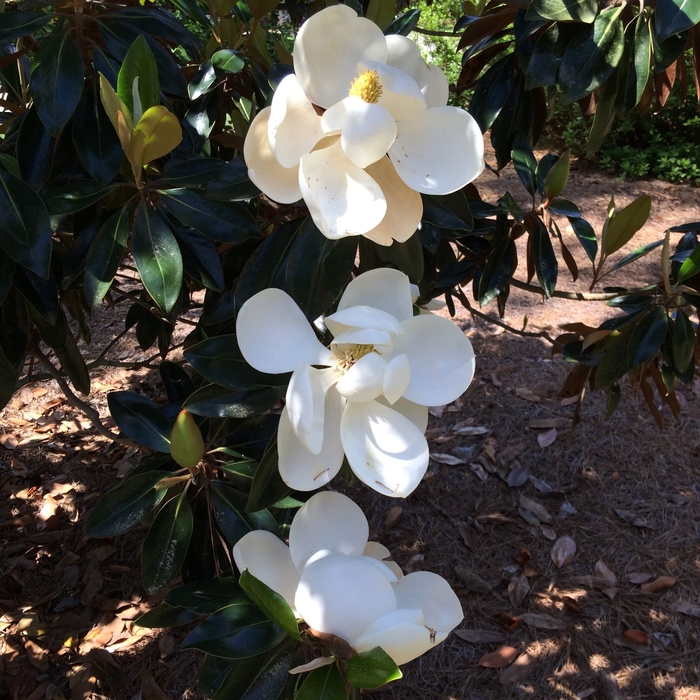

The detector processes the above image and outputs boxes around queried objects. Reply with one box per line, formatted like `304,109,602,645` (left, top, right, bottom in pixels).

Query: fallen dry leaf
455,566,492,594
515,547,532,565
669,601,700,618
551,536,577,569
561,596,582,614
500,652,536,685
157,632,176,659
599,670,625,700
478,646,519,668
640,576,676,594
507,461,530,487
527,418,571,429
508,574,530,608
453,425,490,436
496,612,522,631
613,635,650,653
141,671,169,700
458,522,477,551
476,513,519,525
594,560,618,600
520,612,566,630
0,434,18,450
454,629,506,644
519,495,552,524
25,639,49,672
614,508,651,528
623,629,650,645
628,572,653,584
38,494,58,521
384,506,402,530
515,387,541,402
537,428,558,448
490,373,502,386
430,453,465,465
428,406,444,418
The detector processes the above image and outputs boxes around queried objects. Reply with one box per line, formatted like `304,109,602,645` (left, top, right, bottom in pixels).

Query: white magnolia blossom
244,4,484,245
233,491,464,666
236,268,475,497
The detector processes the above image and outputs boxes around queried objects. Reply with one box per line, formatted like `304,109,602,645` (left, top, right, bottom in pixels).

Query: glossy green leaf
615,15,651,118
606,383,621,418
44,182,118,216
84,470,172,537
16,105,55,189
84,208,129,307
367,0,397,30
211,646,294,700
603,195,652,256
594,329,634,387
608,239,664,273
182,491,219,583
246,432,291,513
105,7,202,48
525,22,577,90
135,602,201,628
548,198,580,218
559,6,625,104
652,27,687,73
160,189,261,243
132,203,183,314
30,27,84,136
672,308,695,372
369,231,424,283
296,663,347,700
478,231,515,306
185,384,285,419
0,154,21,178
526,0,597,23
117,34,160,124
570,217,598,262
107,390,172,451
0,170,52,278
212,49,245,74
535,153,558,197
166,578,247,615
199,655,235,699
531,219,558,298
0,286,27,370
239,570,299,639
586,70,617,157
511,134,537,196
468,55,515,133
0,11,52,41
189,59,217,100
174,226,225,292
185,335,289,391
543,151,570,199
655,0,700,42
205,157,261,201
142,494,193,594
677,242,700,283
384,8,421,36
162,157,225,187
182,603,286,658
346,647,402,689
628,307,669,367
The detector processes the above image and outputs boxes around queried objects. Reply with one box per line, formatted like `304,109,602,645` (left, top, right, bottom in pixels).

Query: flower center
348,70,382,104
334,343,376,373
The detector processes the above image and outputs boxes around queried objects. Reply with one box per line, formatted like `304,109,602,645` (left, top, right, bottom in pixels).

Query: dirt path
1,152,699,700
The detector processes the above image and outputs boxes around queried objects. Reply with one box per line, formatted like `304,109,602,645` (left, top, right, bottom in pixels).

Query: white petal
394,571,464,633
352,608,433,665
244,107,302,204
385,35,430,89
286,364,329,454
268,74,324,168
335,352,386,403
326,305,405,337
363,556,399,584
360,60,426,123
341,400,429,498
299,139,387,238
363,541,392,561
383,354,410,404
278,388,345,492
389,106,485,195
333,98,397,169
289,657,336,675
294,5,388,109
332,328,393,350
338,268,413,322
385,560,405,579
422,64,449,108
236,288,332,374
393,314,475,406
362,156,423,246
289,490,368,571
232,530,300,612
295,554,397,643
383,396,429,433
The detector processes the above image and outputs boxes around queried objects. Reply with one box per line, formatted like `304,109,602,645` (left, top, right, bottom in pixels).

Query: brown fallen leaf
628,572,653,584
515,388,541,402
430,453,465,465
476,513,519,525
500,652,536,685
527,418,571,429
384,506,402,530
515,547,532,566
157,632,176,659
640,576,676,594
614,508,651,528
454,629,506,644
537,428,558,448
506,461,530,487
508,574,530,608
0,434,18,450
519,495,552,524
624,629,650,645
613,635,650,653
455,566,492,594
551,536,576,569
24,639,49,672
594,560,618,600
478,646,519,668
496,613,522,631
561,596,582,614
458,522,477,551
669,601,700,618
599,671,625,700
520,612,566,630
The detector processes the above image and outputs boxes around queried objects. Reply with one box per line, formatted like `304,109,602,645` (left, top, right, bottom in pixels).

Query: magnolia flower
233,491,463,666
236,268,474,497
244,4,484,245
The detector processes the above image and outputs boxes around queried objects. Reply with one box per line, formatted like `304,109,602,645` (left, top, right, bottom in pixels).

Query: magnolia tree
1,0,699,697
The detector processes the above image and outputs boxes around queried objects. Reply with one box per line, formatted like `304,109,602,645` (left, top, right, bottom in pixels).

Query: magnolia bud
170,409,204,470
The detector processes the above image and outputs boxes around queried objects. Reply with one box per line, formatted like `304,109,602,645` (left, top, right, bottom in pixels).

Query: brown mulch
1,151,700,700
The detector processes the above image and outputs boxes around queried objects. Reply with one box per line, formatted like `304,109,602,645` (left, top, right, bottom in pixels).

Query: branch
413,26,460,37
508,278,657,301
31,344,132,445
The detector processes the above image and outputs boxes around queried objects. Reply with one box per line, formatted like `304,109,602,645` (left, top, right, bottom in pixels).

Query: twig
413,26,459,37
508,277,657,301
30,344,131,445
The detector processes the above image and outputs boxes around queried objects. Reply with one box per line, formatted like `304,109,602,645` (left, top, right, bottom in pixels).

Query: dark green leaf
368,231,424,283
628,307,669,367
84,208,129,307
142,494,193,594
469,55,515,133
587,70,618,156
615,15,651,117
346,647,402,689
570,217,598,262
655,0,700,42
239,570,299,638
160,361,196,405
0,154,21,178
0,170,52,278
0,286,29,369
0,11,52,42
525,22,576,90
160,189,261,243
16,106,55,189
205,157,261,201
652,26,687,72
189,59,217,100
511,134,537,196
84,470,172,537
531,219,558,297
174,226,225,292
608,239,664,273
594,329,634,387
135,602,201,628
212,49,245,74
199,655,235,699
421,195,471,231
166,578,246,615
526,0,597,23
105,7,202,48
296,663,347,700
117,34,160,123
30,28,84,136
606,384,621,418
603,195,652,256
246,433,291,513
384,8,420,35
185,384,284,419
535,153,559,197
478,231,515,306
672,308,695,372
107,390,172,451
559,6,625,103
132,203,183,314
548,198,580,218
182,603,286,658
286,217,358,321
162,157,225,187
182,491,219,583
543,151,570,199
677,242,700,283
211,646,294,700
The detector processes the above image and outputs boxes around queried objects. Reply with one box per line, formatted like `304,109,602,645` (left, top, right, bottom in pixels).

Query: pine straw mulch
1,155,700,700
